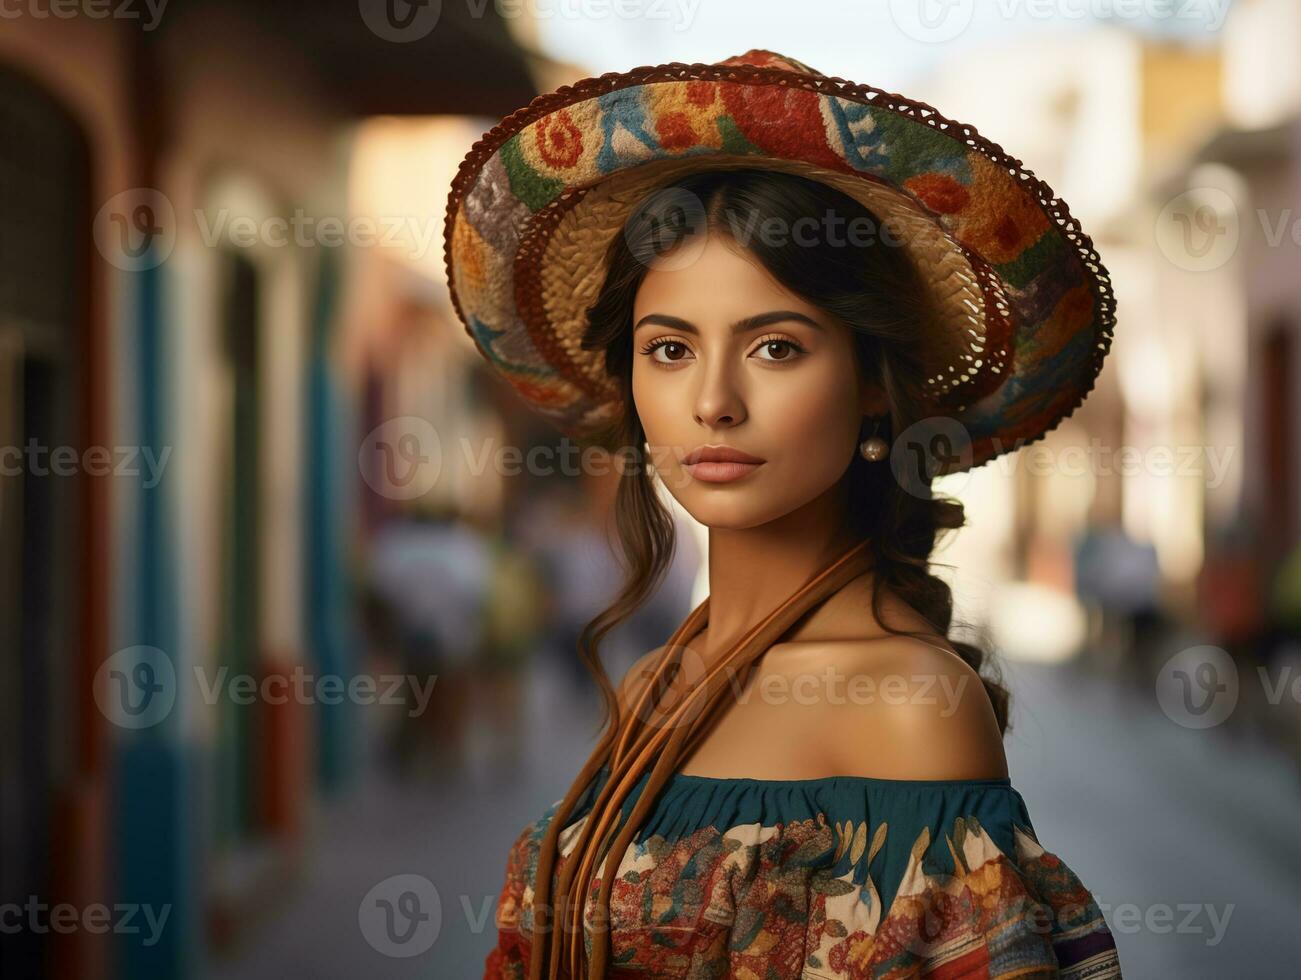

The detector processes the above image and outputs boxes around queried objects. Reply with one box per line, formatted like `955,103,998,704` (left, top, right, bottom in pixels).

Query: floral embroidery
484,772,1122,978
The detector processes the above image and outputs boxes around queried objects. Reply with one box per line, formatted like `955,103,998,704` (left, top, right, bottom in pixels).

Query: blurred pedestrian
1073,523,1165,679
473,531,548,773
366,504,491,776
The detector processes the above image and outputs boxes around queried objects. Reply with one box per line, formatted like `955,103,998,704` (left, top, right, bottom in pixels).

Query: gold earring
858,416,889,462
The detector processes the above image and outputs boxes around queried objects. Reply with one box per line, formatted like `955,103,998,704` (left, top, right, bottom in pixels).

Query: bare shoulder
789,634,1009,781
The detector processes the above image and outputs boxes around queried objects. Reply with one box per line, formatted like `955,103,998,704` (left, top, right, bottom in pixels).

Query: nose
691,360,746,429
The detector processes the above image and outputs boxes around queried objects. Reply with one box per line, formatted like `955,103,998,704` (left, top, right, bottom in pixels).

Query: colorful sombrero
442,49,1116,476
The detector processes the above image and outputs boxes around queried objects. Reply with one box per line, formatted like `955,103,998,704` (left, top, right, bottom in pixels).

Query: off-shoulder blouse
484,764,1122,978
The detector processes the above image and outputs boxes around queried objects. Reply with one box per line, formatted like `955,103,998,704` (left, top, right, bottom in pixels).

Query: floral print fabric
484,767,1122,978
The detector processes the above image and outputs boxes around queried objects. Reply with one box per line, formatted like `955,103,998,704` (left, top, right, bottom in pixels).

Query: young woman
445,50,1123,979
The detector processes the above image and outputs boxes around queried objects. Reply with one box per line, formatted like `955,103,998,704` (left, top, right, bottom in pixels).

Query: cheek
631,364,685,446
762,362,861,454
631,365,660,435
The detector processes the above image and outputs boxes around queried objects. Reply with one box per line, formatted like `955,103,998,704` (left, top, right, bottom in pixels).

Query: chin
676,489,798,531
683,504,776,531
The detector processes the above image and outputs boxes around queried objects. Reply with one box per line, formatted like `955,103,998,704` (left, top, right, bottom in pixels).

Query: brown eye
660,342,688,361
753,338,804,362
641,339,693,364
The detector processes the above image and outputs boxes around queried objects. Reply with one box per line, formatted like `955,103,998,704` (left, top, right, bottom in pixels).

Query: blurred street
5,2,1301,979
200,650,1301,980
201,654,598,980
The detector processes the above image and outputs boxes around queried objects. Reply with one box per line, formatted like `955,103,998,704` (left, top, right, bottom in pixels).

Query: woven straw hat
442,49,1116,475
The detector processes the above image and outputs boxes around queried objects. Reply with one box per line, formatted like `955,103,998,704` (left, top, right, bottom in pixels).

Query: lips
683,445,765,465
681,445,766,484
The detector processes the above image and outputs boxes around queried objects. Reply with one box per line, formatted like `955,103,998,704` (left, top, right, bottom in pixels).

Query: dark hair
528,167,1014,978
573,166,1010,738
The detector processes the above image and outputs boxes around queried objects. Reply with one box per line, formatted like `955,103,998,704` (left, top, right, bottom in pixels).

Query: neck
702,476,860,655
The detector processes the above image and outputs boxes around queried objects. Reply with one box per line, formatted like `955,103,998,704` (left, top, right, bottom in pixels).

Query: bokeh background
2,0,1301,976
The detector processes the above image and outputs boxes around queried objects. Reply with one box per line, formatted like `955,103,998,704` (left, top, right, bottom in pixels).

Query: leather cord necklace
526,536,875,979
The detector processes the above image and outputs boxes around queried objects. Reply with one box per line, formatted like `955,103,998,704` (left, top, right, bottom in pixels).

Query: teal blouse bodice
484,765,1124,978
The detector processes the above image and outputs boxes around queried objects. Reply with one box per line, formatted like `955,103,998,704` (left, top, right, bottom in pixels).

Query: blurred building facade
0,4,540,979
915,2,1301,754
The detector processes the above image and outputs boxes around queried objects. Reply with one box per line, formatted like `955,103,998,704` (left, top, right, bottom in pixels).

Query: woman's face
631,234,877,530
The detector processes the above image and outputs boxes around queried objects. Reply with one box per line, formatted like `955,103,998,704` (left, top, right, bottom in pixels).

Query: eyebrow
632,310,826,336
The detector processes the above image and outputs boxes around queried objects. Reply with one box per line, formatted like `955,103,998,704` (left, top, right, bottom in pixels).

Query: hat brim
444,57,1115,476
